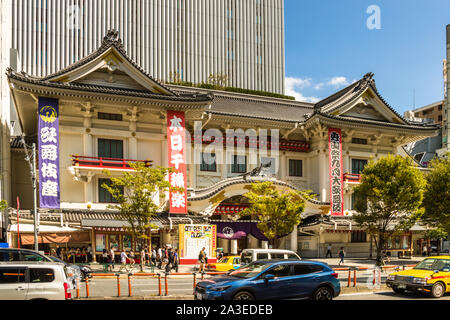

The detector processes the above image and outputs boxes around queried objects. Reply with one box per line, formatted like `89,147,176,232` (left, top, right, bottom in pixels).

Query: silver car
0,262,72,300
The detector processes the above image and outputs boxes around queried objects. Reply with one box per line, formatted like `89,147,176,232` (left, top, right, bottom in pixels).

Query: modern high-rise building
3,0,285,93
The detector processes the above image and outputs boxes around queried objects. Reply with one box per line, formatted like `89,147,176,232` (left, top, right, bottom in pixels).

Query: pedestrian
143,246,149,266
119,249,129,273
140,247,146,268
172,249,179,273
56,245,61,258
50,247,57,257
108,246,115,271
338,247,345,266
151,247,157,266
422,245,428,257
165,248,174,273
102,248,108,264
129,250,135,270
87,245,92,263
326,244,332,258
198,247,206,273
161,247,169,270
157,247,163,269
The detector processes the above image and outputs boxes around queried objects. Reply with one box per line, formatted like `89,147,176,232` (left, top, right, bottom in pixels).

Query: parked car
206,256,241,272
0,248,52,262
48,256,92,281
195,259,340,300
240,249,301,265
0,262,72,300
387,256,450,298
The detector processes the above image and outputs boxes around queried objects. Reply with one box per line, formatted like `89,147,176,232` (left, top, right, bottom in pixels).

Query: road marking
339,291,391,297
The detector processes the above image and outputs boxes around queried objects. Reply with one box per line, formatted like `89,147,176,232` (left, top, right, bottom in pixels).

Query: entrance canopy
215,221,268,241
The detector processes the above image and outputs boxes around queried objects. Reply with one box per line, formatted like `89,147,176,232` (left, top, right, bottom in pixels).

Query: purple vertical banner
38,97,60,209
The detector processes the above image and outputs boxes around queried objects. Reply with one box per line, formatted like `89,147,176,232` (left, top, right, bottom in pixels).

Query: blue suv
195,259,340,300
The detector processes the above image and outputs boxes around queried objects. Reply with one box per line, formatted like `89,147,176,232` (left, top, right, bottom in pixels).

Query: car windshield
219,257,229,264
228,262,271,279
49,256,64,264
414,259,450,271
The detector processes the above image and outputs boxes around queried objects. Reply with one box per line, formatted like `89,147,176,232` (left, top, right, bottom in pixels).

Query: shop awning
20,232,90,245
81,219,164,229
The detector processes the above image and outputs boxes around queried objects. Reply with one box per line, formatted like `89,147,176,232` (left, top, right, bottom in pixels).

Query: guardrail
76,264,417,299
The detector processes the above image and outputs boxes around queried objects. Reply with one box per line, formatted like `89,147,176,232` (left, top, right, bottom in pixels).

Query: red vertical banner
167,111,188,214
328,128,344,216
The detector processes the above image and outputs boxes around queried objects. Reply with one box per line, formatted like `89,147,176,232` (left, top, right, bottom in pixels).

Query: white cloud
329,76,350,87
285,77,320,103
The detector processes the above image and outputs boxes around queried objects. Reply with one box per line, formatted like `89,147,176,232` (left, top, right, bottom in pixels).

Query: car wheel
430,282,445,298
392,287,406,294
312,286,333,301
233,291,254,300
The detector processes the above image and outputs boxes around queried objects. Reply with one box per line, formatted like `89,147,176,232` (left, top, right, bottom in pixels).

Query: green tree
102,163,178,271
207,72,229,88
422,153,450,235
353,155,426,265
239,181,310,248
0,200,6,211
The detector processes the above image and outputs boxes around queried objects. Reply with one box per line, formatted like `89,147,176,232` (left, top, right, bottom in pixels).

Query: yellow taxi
206,256,241,272
387,256,450,298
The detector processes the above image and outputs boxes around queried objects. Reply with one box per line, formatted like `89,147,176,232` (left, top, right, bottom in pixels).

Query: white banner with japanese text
328,128,344,216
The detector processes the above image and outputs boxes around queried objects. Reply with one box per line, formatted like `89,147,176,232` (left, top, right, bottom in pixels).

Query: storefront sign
95,234,106,252
38,97,60,208
167,111,188,214
178,224,216,264
328,128,344,216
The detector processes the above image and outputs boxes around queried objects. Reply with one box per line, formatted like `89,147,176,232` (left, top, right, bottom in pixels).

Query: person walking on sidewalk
172,249,179,273
165,247,174,273
119,249,129,273
198,247,207,273
338,247,345,266
151,247,157,266
326,244,332,258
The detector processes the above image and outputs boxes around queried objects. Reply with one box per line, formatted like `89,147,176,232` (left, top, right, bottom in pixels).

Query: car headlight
387,275,396,281
412,277,428,285
210,285,231,292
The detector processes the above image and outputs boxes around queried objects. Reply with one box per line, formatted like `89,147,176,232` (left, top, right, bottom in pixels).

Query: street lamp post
22,137,39,252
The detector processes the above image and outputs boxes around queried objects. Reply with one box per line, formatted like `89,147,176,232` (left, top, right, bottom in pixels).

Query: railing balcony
343,173,362,183
71,155,153,170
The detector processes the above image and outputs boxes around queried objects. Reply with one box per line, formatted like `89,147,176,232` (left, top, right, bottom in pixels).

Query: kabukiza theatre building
6,31,438,263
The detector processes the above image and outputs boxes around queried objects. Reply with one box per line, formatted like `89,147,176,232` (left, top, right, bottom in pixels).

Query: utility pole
21,137,39,251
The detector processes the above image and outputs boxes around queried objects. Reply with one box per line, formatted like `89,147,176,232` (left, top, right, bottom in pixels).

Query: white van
240,249,301,265
0,262,72,300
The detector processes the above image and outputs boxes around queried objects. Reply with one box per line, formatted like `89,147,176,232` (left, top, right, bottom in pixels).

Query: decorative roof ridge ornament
242,161,273,181
101,29,125,53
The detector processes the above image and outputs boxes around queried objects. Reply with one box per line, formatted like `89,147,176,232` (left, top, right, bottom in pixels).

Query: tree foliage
239,181,310,248
102,163,177,250
353,155,426,263
0,200,7,211
422,153,450,234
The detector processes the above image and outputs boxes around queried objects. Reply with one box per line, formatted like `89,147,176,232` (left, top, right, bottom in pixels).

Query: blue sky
284,0,449,113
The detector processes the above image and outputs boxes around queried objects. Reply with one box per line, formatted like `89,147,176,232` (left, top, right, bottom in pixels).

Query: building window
352,138,367,145
351,159,368,175
438,115,443,122
231,155,247,173
289,159,303,177
200,153,217,172
98,139,123,159
98,178,123,203
351,231,367,243
98,112,123,121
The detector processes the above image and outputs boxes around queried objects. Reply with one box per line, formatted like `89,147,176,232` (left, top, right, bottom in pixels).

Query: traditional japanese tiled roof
7,71,213,103
168,84,314,123
188,175,329,206
7,30,213,104
8,209,207,227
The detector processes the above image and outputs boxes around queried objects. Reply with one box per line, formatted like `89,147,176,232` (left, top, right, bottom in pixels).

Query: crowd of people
100,244,180,273
50,245,93,264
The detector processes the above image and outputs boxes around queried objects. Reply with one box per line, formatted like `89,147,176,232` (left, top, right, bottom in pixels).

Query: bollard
193,273,197,293
128,273,132,297
116,274,121,297
353,268,357,287
378,268,382,285
165,272,169,296
85,277,90,298
76,278,80,299
158,274,162,296
347,269,351,287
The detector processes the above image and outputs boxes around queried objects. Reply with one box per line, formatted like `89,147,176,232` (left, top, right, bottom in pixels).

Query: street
336,291,450,300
